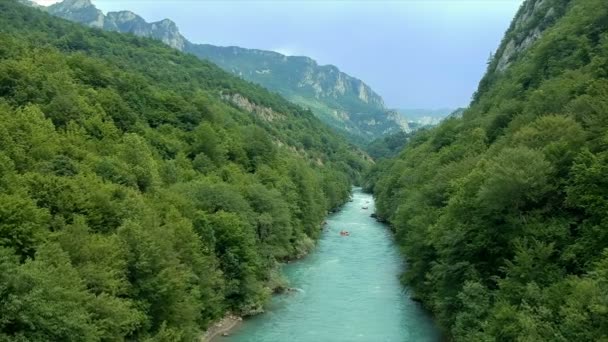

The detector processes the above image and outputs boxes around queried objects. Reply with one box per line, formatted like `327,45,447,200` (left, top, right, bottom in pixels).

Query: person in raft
340,230,350,236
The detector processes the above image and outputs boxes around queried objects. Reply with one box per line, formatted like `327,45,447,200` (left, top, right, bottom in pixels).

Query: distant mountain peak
44,0,187,50
61,0,93,9
106,10,141,23
47,0,103,28
35,0,404,142
158,18,177,27
473,0,570,103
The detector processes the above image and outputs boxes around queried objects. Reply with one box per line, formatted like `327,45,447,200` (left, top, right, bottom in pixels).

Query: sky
35,0,523,109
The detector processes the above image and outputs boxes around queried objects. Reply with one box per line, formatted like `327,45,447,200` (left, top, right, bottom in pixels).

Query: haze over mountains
33,0,411,142
397,108,456,126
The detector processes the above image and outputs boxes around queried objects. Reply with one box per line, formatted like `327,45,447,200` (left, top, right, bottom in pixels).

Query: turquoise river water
223,188,440,342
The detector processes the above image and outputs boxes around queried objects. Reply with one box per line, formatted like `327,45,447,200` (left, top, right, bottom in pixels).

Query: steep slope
474,0,571,100
46,0,187,50
369,0,608,340
0,1,369,340
187,44,409,140
42,0,407,142
444,107,466,119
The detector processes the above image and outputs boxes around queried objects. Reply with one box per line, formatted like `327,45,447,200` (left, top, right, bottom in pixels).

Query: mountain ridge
38,0,406,142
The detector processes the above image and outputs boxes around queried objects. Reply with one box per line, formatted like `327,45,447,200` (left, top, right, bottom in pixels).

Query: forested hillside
369,0,608,340
0,1,369,340
365,131,413,161
36,0,409,143
186,45,409,142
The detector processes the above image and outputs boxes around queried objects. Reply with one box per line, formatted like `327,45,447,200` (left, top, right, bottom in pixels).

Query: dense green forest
369,0,608,340
365,131,414,161
0,1,370,340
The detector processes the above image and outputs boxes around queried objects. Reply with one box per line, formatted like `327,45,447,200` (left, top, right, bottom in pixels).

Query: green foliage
186,45,396,143
365,130,413,160
370,0,608,340
0,1,368,339
39,0,401,143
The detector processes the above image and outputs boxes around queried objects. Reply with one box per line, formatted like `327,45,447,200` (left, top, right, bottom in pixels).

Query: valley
1,0,607,341
222,189,439,342
34,0,410,143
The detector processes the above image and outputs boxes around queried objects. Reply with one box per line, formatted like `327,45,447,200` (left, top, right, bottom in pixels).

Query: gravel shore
201,315,242,342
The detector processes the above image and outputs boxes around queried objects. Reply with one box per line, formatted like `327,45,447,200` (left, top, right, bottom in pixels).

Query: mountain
0,1,370,340
187,44,409,140
46,0,187,50
474,0,571,101
41,0,407,142
368,0,608,340
397,108,454,125
366,107,467,161
444,107,465,119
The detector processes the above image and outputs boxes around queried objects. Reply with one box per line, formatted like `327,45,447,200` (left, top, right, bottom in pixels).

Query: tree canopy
368,0,608,340
0,1,369,340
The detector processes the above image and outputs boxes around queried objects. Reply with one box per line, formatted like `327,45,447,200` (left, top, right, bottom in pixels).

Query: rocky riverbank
201,315,242,342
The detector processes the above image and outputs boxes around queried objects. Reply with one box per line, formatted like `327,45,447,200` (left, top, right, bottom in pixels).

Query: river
222,188,440,342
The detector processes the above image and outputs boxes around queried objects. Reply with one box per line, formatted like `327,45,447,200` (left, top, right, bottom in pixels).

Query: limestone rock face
492,0,568,73
189,44,401,141
46,1,186,50
104,12,186,50
47,0,105,28
473,0,571,102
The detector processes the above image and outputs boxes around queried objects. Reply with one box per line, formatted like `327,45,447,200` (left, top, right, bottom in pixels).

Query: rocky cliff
46,0,187,50
493,0,569,73
474,0,571,101
47,0,105,28
188,44,401,139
